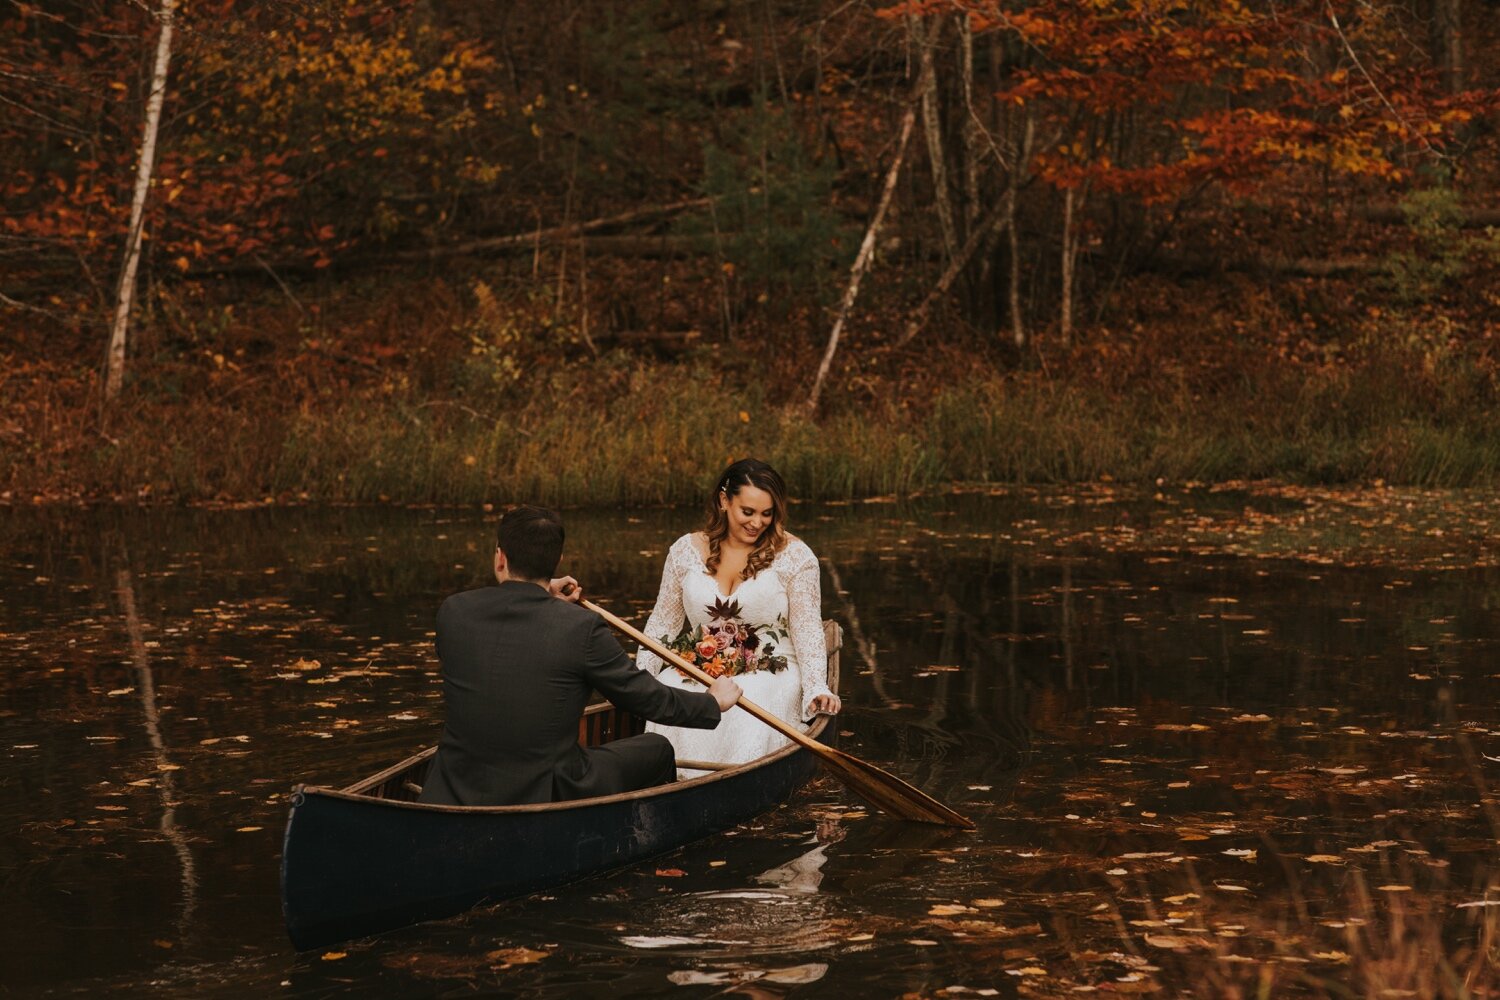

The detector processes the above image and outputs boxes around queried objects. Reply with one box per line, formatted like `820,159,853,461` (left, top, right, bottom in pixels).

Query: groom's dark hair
496,505,564,582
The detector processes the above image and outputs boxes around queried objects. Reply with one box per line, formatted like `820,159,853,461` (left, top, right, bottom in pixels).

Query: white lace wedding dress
638,533,832,771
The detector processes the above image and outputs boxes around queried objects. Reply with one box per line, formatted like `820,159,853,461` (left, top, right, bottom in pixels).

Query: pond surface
2,486,1498,997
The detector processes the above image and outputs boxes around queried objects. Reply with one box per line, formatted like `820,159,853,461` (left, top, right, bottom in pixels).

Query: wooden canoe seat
675,758,735,772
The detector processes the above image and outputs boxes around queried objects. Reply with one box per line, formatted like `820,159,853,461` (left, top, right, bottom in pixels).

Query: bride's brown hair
703,458,789,580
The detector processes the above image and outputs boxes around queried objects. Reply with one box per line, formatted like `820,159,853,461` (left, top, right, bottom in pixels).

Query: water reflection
1,487,1497,996
116,563,199,942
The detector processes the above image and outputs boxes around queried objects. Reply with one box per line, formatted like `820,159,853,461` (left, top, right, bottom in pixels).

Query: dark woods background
4,1,1500,503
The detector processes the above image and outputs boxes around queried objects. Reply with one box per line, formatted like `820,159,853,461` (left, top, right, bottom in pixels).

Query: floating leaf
1145,935,1191,950
485,947,549,968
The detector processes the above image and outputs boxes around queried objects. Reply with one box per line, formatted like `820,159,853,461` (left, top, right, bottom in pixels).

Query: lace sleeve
782,540,830,714
636,534,693,675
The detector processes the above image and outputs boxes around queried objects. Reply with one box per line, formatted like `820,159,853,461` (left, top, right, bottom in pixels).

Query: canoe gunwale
294,708,832,814
295,621,841,816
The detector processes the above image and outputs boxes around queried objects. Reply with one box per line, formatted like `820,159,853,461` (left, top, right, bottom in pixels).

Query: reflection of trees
117,564,199,943
821,559,898,710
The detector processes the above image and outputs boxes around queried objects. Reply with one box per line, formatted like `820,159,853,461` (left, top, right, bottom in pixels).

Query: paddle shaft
582,595,976,830
582,599,822,752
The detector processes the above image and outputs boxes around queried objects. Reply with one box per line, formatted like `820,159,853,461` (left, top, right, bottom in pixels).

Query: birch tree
104,0,177,403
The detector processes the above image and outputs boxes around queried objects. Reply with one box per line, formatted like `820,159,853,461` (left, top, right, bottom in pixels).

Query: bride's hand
806,693,841,716
549,576,582,603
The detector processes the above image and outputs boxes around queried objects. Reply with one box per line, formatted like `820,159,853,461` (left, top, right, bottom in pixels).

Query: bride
637,458,841,771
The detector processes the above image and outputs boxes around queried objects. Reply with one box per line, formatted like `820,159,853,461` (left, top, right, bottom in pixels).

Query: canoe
280,621,842,950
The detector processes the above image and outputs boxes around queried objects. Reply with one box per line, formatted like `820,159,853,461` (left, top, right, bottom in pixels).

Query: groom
418,505,741,806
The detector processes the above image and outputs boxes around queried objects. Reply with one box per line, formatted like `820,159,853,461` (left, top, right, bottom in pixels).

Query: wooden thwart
676,759,735,772
585,599,975,830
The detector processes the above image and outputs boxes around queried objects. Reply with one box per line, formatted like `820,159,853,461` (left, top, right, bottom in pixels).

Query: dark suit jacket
417,581,721,806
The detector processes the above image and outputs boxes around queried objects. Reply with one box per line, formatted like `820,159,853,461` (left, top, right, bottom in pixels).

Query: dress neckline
688,533,764,599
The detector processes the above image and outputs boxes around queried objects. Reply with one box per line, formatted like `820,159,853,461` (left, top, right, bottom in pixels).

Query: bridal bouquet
661,597,789,680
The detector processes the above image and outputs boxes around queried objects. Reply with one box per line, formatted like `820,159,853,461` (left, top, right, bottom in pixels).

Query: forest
3,0,1499,504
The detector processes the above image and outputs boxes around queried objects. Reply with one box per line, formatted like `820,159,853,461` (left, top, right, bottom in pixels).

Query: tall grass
13,348,1500,505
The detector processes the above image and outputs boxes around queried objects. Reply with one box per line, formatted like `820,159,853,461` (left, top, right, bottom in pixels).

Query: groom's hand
708,676,742,713
549,576,582,603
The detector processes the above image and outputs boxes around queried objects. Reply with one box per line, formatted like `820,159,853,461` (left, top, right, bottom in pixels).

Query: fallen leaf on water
106,687,134,697
1222,849,1257,859
709,860,726,867
908,939,939,946
1456,901,1500,908
1163,893,1199,904
763,964,828,984
321,951,347,961
929,904,976,916
486,947,549,968
972,898,1004,908
235,826,262,832
1305,855,1344,864
1378,885,1412,893
846,932,875,941
655,868,686,878
1216,883,1251,892
1311,951,1350,963
1145,935,1191,950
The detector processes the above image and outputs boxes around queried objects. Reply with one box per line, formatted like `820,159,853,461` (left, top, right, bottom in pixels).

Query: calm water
2,488,1497,997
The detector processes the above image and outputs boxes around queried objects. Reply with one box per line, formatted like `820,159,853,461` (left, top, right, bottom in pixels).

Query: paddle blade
813,743,975,830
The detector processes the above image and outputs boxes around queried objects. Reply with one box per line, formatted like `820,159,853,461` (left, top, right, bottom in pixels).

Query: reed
9,347,1500,505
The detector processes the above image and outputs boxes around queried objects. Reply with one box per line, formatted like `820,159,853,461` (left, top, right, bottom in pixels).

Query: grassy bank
10,343,1500,506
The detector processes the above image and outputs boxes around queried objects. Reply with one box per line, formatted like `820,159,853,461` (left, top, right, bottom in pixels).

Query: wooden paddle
583,598,976,830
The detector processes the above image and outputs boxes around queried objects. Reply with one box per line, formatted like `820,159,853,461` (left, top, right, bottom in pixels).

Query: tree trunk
1060,186,1076,348
1429,0,1463,93
914,15,957,261
1005,112,1034,351
104,0,177,403
959,14,980,230
807,88,921,411
896,189,1015,347
1007,211,1024,350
